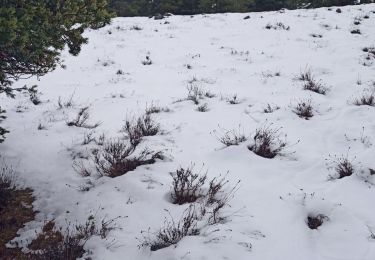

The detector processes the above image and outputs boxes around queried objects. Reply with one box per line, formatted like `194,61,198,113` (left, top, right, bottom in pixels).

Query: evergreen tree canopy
0,0,112,143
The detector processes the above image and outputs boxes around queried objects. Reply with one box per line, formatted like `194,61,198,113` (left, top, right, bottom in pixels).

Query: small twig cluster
327,153,355,179
123,114,160,146
215,127,247,147
354,90,375,106
93,139,163,178
265,22,290,30
307,214,328,230
293,99,314,119
248,124,287,159
67,107,101,129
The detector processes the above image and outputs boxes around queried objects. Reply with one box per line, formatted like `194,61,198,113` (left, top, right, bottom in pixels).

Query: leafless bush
139,206,199,251
123,114,160,147
187,84,204,105
264,103,280,113
207,178,240,225
297,68,313,82
142,56,152,65
303,78,327,95
57,94,75,109
327,153,355,179
307,214,328,230
28,215,118,259
354,91,375,106
67,107,101,129
82,132,95,145
0,163,16,211
130,25,143,30
197,103,209,112
216,127,247,147
351,29,361,34
265,22,290,30
170,166,207,205
227,94,241,105
293,99,314,119
248,124,287,159
93,139,163,178
28,221,86,260
145,104,170,115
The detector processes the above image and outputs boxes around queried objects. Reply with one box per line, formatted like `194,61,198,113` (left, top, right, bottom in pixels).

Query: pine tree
0,0,113,142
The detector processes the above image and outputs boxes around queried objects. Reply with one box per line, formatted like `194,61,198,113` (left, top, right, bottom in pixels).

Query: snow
1,4,375,260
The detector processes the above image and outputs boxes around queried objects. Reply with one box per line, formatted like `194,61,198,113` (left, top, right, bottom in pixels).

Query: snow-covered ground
1,4,375,260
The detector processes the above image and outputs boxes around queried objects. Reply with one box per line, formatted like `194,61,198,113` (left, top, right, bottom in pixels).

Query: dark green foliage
0,0,112,143
108,0,362,17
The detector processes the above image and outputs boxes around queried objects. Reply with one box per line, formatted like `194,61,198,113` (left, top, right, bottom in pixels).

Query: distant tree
0,0,113,143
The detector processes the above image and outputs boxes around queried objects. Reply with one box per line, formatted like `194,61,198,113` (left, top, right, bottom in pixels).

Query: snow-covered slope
1,4,375,260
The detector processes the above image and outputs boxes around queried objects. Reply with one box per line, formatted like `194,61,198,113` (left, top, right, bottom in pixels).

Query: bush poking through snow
28,216,118,259
303,78,327,95
197,103,209,112
293,99,314,119
350,29,361,34
67,107,101,129
123,114,160,147
264,103,280,113
93,139,163,178
187,84,204,105
0,164,15,211
170,166,207,205
307,214,328,230
145,104,170,115
57,94,75,109
248,125,287,159
227,94,241,105
265,22,290,30
327,153,355,179
142,56,152,65
139,206,199,251
216,127,247,147
354,91,375,106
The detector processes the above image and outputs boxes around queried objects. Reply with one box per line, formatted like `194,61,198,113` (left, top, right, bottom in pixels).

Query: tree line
108,0,373,16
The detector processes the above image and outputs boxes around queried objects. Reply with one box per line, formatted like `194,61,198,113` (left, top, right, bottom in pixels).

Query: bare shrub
67,107,101,129
263,103,280,113
327,153,355,179
58,94,75,109
170,166,207,205
354,91,375,106
142,56,152,65
227,94,241,105
293,99,314,119
82,132,95,145
145,104,170,115
351,29,361,34
303,78,327,95
307,214,328,230
0,164,15,211
197,103,209,112
139,206,199,251
130,25,143,30
123,114,160,146
297,68,313,82
265,22,290,30
204,175,240,225
187,84,204,105
93,139,163,178
216,127,247,147
28,221,85,260
28,215,118,259
248,124,287,159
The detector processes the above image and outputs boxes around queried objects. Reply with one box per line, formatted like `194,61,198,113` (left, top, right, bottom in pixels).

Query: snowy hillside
1,4,375,260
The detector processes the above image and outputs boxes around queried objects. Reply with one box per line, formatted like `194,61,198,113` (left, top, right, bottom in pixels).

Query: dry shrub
248,124,287,159
94,139,163,178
